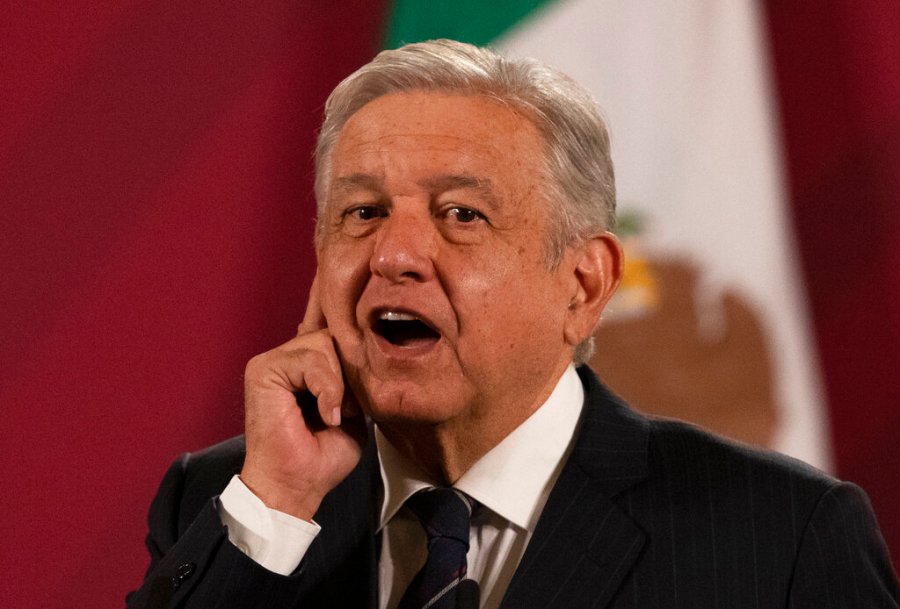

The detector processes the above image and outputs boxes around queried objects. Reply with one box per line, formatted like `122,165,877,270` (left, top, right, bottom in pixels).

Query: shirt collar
376,364,585,532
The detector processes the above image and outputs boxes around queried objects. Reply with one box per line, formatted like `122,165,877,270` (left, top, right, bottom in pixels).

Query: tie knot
406,487,475,547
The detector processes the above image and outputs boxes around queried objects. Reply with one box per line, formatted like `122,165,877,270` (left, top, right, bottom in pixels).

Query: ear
563,232,624,348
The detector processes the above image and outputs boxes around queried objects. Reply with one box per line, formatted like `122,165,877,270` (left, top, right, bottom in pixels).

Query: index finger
298,273,327,334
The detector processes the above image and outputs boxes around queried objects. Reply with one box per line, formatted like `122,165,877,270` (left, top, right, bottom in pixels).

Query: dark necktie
397,487,476,609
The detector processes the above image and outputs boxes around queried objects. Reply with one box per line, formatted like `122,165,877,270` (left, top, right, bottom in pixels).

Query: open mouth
372,310,441,348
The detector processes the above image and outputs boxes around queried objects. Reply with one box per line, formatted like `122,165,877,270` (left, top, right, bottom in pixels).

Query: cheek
449,250,517,305
451,252,559,341
318,245,371,327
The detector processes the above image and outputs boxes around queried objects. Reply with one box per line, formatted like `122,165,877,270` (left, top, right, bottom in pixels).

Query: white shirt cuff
217,474,321,576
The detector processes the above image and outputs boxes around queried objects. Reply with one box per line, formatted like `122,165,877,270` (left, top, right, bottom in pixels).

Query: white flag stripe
499,0,830,469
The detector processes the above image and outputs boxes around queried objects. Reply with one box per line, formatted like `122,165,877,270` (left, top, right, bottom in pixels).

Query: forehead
328,91,547,193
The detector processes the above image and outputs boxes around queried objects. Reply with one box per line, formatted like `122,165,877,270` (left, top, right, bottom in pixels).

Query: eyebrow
330,173,499,208
421,174,500,209
331,173,384,194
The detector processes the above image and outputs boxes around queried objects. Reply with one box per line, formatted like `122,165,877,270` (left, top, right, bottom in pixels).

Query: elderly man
128,40,898,609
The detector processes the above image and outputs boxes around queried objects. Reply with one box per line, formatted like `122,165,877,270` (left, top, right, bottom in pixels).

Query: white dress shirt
219,364,585,609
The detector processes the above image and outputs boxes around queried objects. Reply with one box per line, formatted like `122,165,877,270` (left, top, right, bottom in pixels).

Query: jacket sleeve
125,453,308,609
788,481,899,608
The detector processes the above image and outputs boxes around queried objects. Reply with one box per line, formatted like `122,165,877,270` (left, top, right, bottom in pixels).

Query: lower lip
371,332,441,359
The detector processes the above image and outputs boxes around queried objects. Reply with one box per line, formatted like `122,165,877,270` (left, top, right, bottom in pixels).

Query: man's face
316,91,583,436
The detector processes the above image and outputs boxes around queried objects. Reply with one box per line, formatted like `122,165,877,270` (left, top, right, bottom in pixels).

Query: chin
358,378,464,427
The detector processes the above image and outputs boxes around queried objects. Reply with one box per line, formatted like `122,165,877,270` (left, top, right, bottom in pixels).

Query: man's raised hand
240,276,365,521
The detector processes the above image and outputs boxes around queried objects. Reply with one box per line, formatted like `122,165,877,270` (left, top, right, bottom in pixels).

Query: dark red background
765,0,900,573
1,2,897,606
1,2,386,606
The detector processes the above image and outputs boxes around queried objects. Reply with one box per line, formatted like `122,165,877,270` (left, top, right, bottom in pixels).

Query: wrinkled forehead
328,92,546,193
317,90,550,188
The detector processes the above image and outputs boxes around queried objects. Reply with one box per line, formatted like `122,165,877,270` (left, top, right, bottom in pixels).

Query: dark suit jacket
127,366,899,608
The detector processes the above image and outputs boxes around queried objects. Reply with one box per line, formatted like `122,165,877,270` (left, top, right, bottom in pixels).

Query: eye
446,207,485,224
336,204,388,237
345,205,387,221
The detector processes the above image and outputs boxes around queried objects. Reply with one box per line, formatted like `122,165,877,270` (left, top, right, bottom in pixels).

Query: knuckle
244,353,269,379
302,329,333,349
284,345,322,368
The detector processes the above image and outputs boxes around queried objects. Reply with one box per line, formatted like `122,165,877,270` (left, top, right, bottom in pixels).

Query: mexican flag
3,1,897,606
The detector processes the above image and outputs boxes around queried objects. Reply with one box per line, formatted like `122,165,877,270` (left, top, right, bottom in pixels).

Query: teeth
379,311,418,321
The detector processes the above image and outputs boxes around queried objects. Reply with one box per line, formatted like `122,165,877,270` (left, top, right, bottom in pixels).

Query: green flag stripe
384,0,557,49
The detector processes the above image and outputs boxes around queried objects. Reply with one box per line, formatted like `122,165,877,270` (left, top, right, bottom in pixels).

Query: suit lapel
500,367,650,609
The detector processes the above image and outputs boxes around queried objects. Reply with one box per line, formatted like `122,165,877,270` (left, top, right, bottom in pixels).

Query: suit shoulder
183,435,246,474
577,365,837,501
174,435,246,530
645,415,840,504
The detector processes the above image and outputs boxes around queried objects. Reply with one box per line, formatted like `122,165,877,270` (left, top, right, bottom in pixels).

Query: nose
370,209,436,283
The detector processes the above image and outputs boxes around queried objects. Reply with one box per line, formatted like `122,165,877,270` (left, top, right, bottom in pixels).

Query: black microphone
456,578,481,609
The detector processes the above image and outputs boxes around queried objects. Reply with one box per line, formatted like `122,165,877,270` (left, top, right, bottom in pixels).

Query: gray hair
314,39,615,362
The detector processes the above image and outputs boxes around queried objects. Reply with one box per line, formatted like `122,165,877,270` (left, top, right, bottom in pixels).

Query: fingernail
331,407,341,426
